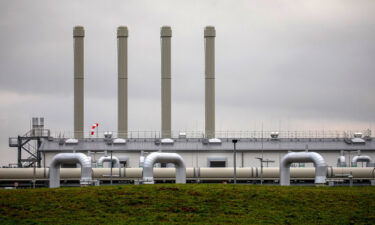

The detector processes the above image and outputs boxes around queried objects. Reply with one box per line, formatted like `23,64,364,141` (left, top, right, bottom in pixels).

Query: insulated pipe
73,26,85,139
161,26,172,138
117,26,129,139
1,167,375,180
337,156,346,167
143,152,186,184
49,153,92,188
280,152,327,186
351,155,373,167
97,156,120,168
204,26,216,138
337,150,346,167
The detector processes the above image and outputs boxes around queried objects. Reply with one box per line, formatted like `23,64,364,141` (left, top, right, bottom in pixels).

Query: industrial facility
3,26,375,188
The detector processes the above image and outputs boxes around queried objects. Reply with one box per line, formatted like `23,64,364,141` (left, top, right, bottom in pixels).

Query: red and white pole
90,123,99,137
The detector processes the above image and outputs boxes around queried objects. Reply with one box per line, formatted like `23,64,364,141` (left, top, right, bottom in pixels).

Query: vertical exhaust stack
161,26,172,138
73,26,85,139
117,26,129,139
204,26,216,139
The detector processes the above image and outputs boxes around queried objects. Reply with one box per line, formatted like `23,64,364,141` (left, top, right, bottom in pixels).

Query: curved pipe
280,152,327,186
337,156,346,167
97,156,120,168
49,153,92,188
143,152,186,184
351,155,373,167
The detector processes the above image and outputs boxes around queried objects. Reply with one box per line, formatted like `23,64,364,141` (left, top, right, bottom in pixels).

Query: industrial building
4,26,375,187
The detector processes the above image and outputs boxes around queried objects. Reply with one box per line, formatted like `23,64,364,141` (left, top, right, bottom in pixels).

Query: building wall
42,150,375,168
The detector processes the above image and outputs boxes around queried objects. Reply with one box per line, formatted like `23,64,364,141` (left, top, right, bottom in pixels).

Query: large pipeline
49,153,92,188
0,167,374,181
97,156,120,168
280,152,328,186
143,152,186,184
352,155,373,167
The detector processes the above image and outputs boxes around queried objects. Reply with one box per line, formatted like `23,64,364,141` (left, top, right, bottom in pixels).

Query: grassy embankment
0,184,374,224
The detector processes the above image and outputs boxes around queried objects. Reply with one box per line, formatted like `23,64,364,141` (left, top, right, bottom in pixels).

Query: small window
209,161,226,167
208,157,227,168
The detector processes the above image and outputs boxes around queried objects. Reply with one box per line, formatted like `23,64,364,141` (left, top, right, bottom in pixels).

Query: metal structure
351,155,373,167
49,153,92,188
337,150,346,167
204,26,216,139
97,156,120,168
117,26,128,139
4,26,375,188
143,152,186,184
161,26,172,138
8,117,50,168
280,152,327,186
73,26,85,139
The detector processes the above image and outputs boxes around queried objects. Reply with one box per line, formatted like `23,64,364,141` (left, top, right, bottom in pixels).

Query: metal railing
51,129,372,140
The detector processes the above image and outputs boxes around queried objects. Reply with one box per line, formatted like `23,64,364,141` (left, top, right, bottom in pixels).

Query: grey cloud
1,0,375,165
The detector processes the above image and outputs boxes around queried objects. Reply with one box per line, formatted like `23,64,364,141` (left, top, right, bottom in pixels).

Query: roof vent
270,132,279,139
65,138,78,144
351,137,365,144
208,138,222,144
113,138,126,144
178,132,187,139
161,138,174,144
104,132,113,139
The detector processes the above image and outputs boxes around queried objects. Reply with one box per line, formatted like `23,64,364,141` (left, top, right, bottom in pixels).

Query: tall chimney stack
73,26,85,139
204,26,216,139
161,26,172,138
117,26,129,139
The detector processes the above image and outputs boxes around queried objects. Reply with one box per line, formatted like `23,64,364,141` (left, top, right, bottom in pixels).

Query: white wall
42,150,375,168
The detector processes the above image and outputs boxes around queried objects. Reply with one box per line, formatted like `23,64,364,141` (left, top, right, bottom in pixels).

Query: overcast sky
0,0,374,166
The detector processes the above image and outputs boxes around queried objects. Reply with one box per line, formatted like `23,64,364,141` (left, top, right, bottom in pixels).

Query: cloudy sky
0,0,374,166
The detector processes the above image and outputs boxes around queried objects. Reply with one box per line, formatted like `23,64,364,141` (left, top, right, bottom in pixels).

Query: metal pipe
73,26,85,139
143,152,186,184
117,26,129,139
337,150,346,167
97,155,120,168
49,153,92,188
280,152,327,186
351,155,373,167
204,26,216,138
1,167,374,180
161,26,172,138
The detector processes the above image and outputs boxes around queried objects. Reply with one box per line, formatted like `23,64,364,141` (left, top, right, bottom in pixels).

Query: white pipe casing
97,156,120,168
143,152,186,184
337,156,346,167
49,153,92,188
280,152,327,186
1,167,375,180
351,155,373,167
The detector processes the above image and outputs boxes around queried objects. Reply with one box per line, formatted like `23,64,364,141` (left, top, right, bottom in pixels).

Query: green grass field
0,184,374,224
